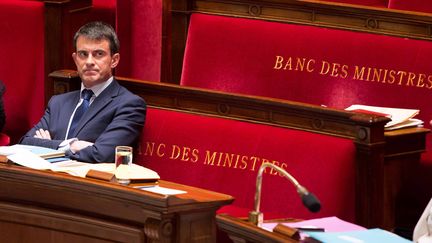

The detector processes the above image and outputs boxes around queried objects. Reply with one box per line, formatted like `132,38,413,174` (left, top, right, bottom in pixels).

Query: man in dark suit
20,21,146,163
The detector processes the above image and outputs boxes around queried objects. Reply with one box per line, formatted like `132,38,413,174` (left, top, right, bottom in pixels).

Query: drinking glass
115,146,133,185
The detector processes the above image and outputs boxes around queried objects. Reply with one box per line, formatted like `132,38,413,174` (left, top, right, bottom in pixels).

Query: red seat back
181,13,432,123
136,107,356,221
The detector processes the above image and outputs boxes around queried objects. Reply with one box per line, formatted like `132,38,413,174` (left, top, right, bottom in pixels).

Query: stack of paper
51,161,160,182
0,144,160,182
305,228,411,243
0,144,65,159
346,104,423,130
262,216,366,240
262,217,410,242
262,216,366,233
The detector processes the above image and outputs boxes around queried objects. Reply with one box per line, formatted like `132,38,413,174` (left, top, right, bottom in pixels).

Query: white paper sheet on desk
345,104,420,128
261,216,366,240
1,144,65,159
138,185,186,195
7,150,52,170
50,162,117,177
262,216,366,232
50,160,92,177
0,145,27,156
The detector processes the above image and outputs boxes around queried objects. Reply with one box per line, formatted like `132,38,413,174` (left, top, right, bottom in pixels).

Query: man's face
72,36,120,88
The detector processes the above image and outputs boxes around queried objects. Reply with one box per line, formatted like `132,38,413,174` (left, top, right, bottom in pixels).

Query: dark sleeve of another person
0,80,6,132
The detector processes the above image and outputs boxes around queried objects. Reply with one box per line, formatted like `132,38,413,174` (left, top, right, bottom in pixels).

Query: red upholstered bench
0,0,45,143
50,70,427,232
181,13,432,127
136,107,356,221
180,12,432,228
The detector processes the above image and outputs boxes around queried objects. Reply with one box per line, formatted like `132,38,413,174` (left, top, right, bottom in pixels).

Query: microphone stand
249,162,320,226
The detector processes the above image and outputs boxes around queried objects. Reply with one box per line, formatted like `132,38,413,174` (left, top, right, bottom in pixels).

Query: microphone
248,162,321,226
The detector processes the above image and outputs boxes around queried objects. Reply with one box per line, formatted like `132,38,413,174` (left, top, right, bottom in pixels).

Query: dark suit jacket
0,80,5,132
20,79,146,163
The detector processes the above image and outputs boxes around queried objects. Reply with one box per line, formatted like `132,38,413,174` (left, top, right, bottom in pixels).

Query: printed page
346,104,420,128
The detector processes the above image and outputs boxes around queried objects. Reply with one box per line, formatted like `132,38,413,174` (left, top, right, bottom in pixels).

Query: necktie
68,89,93,138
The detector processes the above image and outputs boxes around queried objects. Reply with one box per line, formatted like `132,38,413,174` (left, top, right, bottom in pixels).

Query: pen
295,227,325,232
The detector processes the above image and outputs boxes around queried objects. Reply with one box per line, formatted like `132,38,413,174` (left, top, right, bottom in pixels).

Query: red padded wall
0,0,45,143
116,0,162,81
137,108,357,222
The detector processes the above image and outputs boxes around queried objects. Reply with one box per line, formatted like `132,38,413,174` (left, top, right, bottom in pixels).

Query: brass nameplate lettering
273,55,432,89
143,141,289,177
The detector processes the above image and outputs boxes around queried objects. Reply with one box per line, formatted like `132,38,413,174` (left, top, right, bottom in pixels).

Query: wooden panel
42,0,93,105
0,164,233,242
0,203,143,243
216,214,298,243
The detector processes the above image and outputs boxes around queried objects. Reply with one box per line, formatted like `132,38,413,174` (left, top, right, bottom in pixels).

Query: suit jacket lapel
72,79,120,137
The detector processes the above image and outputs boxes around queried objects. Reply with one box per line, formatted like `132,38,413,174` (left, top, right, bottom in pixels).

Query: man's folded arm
20,136,63,149
19,107,63,149
67,97,146,163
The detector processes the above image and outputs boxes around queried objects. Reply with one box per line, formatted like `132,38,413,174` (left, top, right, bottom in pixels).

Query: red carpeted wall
0,0,45,143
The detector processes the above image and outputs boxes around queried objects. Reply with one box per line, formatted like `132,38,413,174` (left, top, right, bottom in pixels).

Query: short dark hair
73,21,120,55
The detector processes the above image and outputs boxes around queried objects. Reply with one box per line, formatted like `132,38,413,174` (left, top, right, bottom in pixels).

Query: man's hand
70,140,94,154
34,129,51,140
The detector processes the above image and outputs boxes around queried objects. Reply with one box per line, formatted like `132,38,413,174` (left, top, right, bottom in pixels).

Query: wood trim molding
191,0,432,40
49,69,393,143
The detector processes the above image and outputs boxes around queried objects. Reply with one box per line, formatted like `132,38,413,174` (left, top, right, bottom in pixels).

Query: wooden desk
216,214,299,243
0,164,233,243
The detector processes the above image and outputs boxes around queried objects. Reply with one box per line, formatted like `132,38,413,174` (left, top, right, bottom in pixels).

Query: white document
385,118,424,131
0,144,65,159
50,160,93,177
7,150,53,170
1,145,160,180
346,104,421,129
138,185,186,195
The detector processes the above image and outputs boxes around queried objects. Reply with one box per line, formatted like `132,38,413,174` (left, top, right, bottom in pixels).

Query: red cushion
136,108,356,221
181,13,432,171
182,14,432,123
388,0,432,13
0,1,45,143
0,133,10,146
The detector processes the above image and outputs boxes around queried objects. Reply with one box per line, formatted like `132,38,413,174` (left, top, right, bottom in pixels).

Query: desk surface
217,214,299,243
0,164,234,243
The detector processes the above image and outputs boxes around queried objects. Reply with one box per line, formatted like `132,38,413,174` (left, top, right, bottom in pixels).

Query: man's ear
111,53,120,68
72,52,77,64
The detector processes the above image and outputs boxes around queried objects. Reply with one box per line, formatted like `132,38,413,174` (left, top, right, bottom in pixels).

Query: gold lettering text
273,55,284,69
417,73,426,88
406,72,416,86
353,66,365,80
204,150,217,165
170,145,181,160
